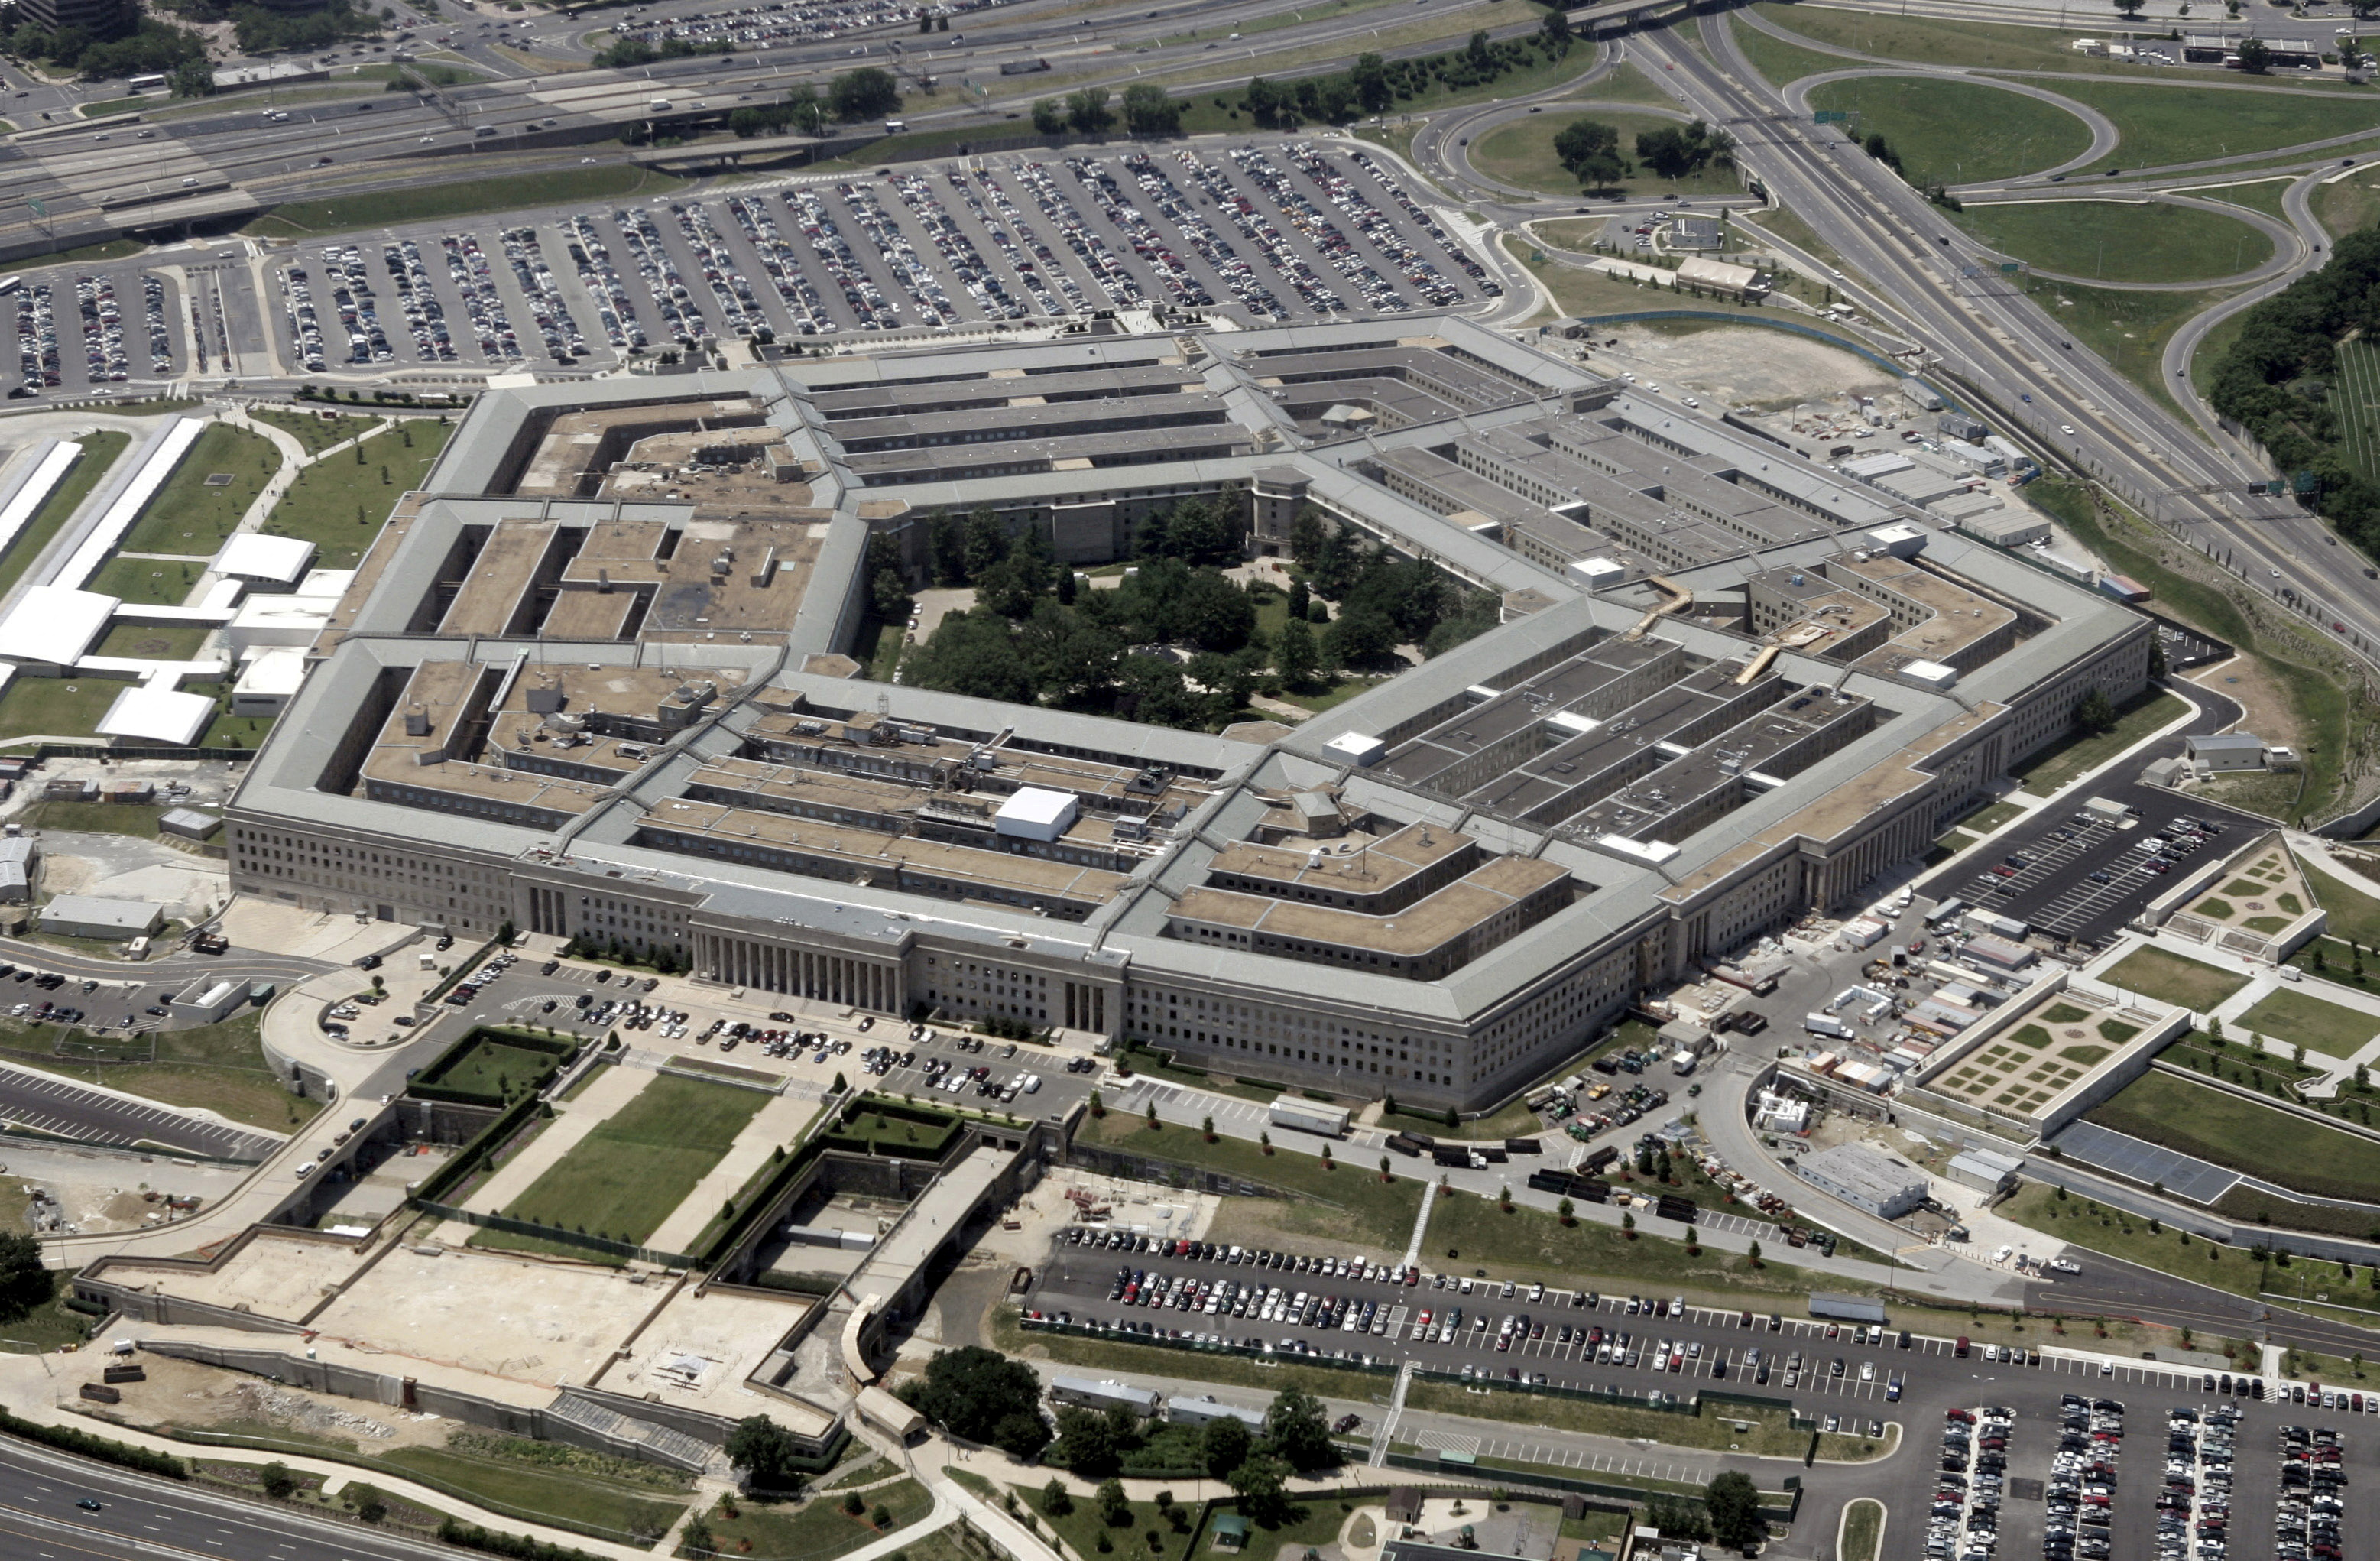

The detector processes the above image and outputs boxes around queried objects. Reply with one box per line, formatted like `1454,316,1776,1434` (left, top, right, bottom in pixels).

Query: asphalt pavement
0,1434,462,1561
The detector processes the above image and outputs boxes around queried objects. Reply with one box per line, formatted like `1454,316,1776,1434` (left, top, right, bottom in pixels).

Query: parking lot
0,141,1501,395
1919,784,2262,949
428,953,1099,1115
1023,1228,2380,1561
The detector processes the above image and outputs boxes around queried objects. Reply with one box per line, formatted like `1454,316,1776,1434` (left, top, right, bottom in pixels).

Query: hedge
437,1519,611,1561
1,1407,187,1480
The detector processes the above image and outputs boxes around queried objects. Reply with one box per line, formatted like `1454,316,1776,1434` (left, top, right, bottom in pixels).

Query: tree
2074,687,2116,735
1539,8,1571,47
1748,1239,1763,1267
2113,0,2145,17
1044,1480,1074,1517
2237,36,2271,71
1033,96,1067,135
1263,1384,1339,1472
1096,1478,1133,1527
1553,117,1627,193
1275,617,1321,689
1225,1451,1292,1524
828,67,901,122
1350,52,1392,113
0,1232,53,1322
170,57,213,96
1202,1415,1252,1478
348,1483,387,1524
1704,1471,1764,1549
1558,1196,1575,1226
1068,86,1114,134
899,1347,1051,1458
1325,606,1398,670
1636,123,1715,180
259,1462,297,1500
726,1416,806,1488
964,508,1010,579
1056,1407,1124,1477
1121,83,1180,137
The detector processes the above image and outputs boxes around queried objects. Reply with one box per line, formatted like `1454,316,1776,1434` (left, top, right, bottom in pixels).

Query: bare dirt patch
2188,654,2307,753
1594,324,1898,409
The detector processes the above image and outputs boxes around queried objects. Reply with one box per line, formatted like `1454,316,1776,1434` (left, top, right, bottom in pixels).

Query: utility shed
1808,1292,1890,1325
1791,1142,1928,1219
1049,1377,1160,1417
1945,1147,2025,1196
2186,732,2265,772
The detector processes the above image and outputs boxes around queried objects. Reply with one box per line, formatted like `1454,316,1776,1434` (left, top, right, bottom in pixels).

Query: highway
0,1434,466,1561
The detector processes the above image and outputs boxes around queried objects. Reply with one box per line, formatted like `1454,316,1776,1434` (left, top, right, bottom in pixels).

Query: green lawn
18,800,161,839
0,430,127,599
1081,1108,1422,1254
692,1478,933,1561
1840,1498,1884,1561
251,406,382,457
118,422,278,557
2010,688,2187,793
1470,110,1750,200
2023,279,2241,428
261,420,452,569
381,1446,688,1546
1805,76,2093,187
1011,1471,1184,1561
94,622,209,662
1999,1180,2261,1297
86,555,201,605
2315,171,2380,240
491,1073,767,1245
2236,988,2378,1060
0,239,142,277
1746,4,2350,87
1,1012,323,1134
1961,200,2271,284
2088,1068,2380,1202
2202,178,2294,222
0,677,127,742
244,165,685,239
2303,854,2380,946
2099,945,2250,1011
1730,18,1847,88
417,1031,567,1102
2050,79,2380,171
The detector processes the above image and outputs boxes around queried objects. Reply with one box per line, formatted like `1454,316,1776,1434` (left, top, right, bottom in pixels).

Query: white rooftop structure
225,594,334,651
296,567,357,600
96,686,215,746
214,533,316,587
232,647,308,716
1325,732,1386,767
993,786,1080,842
0,586,116,667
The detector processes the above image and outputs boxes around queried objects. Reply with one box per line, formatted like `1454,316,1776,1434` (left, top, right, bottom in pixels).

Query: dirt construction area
1591,324,1898,411
89,1352,449,1449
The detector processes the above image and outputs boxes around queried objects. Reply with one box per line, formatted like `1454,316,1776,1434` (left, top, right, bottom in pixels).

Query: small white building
231,647,309,717
96,686,215,747
213,533,317,591
2187,732,2266,773
994,786,1080,842
1791,1142,1929,1219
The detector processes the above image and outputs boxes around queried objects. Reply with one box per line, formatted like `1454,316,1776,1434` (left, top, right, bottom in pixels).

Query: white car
1992,1245,2013,1263
2048,1257,2080,1275
2059,424,2076,436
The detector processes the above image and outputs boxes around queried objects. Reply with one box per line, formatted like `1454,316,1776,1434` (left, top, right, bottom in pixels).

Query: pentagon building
227,316,2147,1112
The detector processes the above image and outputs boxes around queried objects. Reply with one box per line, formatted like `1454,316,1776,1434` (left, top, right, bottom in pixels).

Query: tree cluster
2210,224,2380,541
0,1232,54,1324
1240,26,1569,131
3,15,206,80
1634,120,1735,181
724,1415,808,1490
1033,83,1180,138
829,66,902,122
1289,507,1499,664
733,83,827,138
592,34,733,69
897,1345,1052,1459
1861,131,1905,174
1552,118,1630,194
226,0,380,57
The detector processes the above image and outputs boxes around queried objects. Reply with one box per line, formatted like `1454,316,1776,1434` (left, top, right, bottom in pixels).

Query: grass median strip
244,166,685,239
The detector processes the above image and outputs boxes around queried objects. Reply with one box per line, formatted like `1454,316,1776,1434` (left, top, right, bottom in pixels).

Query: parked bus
126,73,167,92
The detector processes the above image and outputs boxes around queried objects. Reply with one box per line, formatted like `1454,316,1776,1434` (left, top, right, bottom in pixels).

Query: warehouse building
1791,1143,1930,1219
